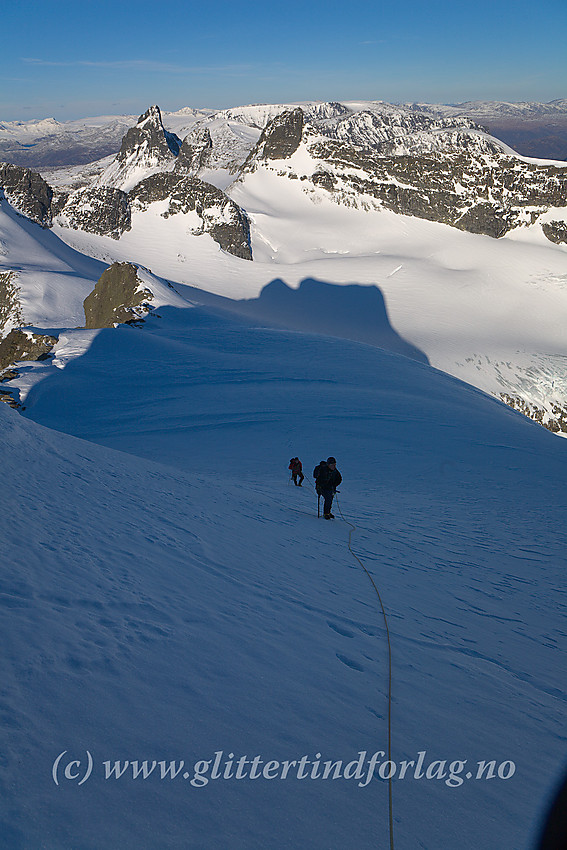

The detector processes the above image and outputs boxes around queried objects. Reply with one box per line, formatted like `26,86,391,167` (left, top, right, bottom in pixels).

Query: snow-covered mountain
3,99,567,167
1,96,567,849
406,98,567,120
95,105,182,192
3,99,565,432
406,99,567,161
0,107,215,169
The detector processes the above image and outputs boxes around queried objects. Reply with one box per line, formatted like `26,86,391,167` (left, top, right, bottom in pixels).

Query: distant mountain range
1,99,566,168
1,99,566,435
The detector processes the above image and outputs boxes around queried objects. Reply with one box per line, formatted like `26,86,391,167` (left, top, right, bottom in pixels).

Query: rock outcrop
0,328,58,370
253,107,304,161
240,107,567,240
501,393,567,433
0,271,25,335
96,106,182,192
542,220,567,244
3,101,567,257
130,173,252,259
118,105,181,161
175,127,213,174
0,162,53,226
316,141,567,239
55,187,131,239
83,262,154,328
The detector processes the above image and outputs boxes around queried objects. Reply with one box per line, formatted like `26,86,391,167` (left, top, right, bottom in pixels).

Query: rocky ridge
0,107,253,257
0,328,59,407
541,220,567,244
15,99,565,250
240,106,567,240
130,173,252,260
0,163,53,227
0,270,25,335
1,101,567,434
96,106,181,192
501,393,567,434
53,186,131,239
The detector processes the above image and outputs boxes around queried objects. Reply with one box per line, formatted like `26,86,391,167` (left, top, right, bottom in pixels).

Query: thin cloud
21,58,255,74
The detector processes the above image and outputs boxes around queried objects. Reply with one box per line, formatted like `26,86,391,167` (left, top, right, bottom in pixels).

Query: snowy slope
2,99,567,850
5,98,556,430
0,198,187,332
1,297,566,849
0,197,106,330
44,158,567,433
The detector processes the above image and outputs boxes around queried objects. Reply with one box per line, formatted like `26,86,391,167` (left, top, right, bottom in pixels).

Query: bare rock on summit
175,127,213,174
0,162,53,227
249,108,305,163
95,105,183,192
83,262,155,329
117,105,181,164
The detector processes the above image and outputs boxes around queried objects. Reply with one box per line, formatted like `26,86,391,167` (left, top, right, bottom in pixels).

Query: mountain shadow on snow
239,278,429,364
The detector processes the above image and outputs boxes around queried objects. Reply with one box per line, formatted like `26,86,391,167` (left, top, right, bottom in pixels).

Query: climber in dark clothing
288,457,304,486
313,457,342,519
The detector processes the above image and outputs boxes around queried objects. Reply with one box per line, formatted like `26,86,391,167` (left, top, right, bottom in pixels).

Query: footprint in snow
327,620,355,638
336,653,365,672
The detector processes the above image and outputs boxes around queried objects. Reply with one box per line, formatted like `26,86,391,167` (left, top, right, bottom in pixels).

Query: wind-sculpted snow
2,304,566,848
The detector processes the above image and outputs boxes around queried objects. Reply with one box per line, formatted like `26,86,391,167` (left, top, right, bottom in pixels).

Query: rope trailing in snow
334,494,395,850
288,473,395,846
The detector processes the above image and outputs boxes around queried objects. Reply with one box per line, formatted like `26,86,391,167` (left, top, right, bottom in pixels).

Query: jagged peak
175,127,213,173
137,105,164,128
94,105,182,189
249,107,305,164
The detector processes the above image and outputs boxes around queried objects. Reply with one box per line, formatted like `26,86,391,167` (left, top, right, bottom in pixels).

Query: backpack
313,461,330,492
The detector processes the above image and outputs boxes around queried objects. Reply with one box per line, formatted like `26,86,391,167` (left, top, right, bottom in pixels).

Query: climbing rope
288,470,394,850
291,474,395,848
334,494,395,850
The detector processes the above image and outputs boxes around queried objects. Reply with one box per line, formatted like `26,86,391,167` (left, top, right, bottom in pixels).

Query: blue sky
1,0,566,120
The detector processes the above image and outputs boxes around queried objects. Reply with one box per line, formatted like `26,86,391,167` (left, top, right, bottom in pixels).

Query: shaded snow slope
2,303,566,849
48,167,567,432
